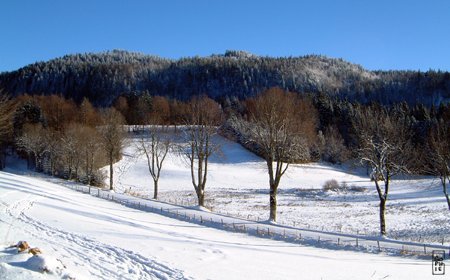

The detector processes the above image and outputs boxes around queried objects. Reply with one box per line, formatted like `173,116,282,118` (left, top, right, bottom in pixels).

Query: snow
0,170,441,279
0,131,448,279
112,131,450,244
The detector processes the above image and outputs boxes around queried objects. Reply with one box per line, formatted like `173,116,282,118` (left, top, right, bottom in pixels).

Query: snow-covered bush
322,179,339,191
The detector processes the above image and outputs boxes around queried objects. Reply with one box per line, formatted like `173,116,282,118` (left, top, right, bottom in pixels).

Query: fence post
377,240,380,252
337,238,340,245
356,238,358,247
423,245,426,254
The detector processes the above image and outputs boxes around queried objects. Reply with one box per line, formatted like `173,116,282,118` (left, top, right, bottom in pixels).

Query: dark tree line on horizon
1,50,449,107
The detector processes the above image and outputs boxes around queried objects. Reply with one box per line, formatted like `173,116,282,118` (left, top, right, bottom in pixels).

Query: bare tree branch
246,88,316,222
136,125,171,199
99,108,126,191
180,96,222,207
355,105,413,235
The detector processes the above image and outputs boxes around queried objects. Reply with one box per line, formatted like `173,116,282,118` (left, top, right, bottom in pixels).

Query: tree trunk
109,157,113,191
442,177,450,210
197,190,205,207
379,198,387,236
153,179,158,200
0,151,5,170
34,154,39,171
269,185,277,222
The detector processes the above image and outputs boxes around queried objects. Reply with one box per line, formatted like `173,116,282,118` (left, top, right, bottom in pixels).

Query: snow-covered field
113,131,450,244
0,163,442,279
0,130,448,279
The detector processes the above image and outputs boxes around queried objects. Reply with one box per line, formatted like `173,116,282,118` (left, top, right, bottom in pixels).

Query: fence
67,184,450,259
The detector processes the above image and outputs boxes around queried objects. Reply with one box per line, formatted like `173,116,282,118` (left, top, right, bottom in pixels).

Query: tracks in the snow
0,176,189,280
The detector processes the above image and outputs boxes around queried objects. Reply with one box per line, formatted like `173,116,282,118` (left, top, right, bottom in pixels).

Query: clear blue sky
1,0,449,72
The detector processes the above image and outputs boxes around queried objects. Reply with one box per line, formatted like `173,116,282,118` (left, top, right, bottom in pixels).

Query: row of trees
1,88,448,236
0,93,125,190
135,96,222,205
132,88,449,236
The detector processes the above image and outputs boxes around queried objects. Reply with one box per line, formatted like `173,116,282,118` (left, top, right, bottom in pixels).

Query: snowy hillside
111,131,450,244
0,131,449,279
0,165,443,279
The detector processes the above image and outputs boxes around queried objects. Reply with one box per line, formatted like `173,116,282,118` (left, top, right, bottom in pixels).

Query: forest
0,50,449,107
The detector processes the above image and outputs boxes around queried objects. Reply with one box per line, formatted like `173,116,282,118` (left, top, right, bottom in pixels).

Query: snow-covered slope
0,170,441,280
111,132,450,243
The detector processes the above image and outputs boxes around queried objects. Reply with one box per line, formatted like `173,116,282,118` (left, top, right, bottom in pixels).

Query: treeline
0,93,124,186
1,50,449,107
2,89,448,174
0,88,449,231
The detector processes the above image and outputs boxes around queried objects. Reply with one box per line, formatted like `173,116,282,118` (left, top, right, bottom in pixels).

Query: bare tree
182,96,222,207
0,92,15,169
16,124,48,171
43,129,63,175
78,97,99,126
151,96,171,126
247,88,315,222
61,124,83,180
99,108,126,191
355,106,411,236
78,125,104,185
136,125,171,199
320,125,350,164
427,120,450,210
38,94,77,131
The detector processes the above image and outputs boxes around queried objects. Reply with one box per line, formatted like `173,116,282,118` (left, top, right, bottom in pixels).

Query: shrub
322,179,339,191
349,186,367,193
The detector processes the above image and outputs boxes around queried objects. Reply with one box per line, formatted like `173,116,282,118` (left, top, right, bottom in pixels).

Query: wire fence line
67,184,449,259
118,190,447,244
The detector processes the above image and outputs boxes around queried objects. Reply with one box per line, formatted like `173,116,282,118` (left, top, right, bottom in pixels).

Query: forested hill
0,50,449,106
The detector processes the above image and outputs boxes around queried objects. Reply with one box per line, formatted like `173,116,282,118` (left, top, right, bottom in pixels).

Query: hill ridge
0,50,449,106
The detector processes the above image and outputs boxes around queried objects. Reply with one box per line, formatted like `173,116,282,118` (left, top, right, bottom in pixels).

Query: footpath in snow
0,172,442,279
0,168,446,279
